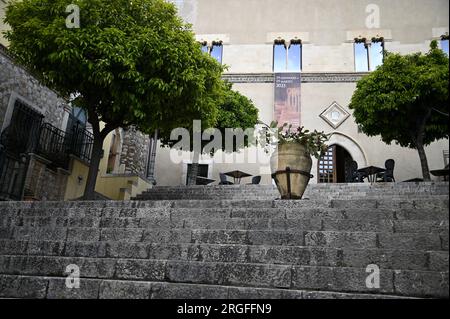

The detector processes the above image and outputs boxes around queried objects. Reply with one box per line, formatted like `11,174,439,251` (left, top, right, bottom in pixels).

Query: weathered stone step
0,256,447,298
1,198,448,212
1,206,448,221
0,274,418,299
1,240,447,272
134,183,449,201
1,215,448,233
0,227,446,251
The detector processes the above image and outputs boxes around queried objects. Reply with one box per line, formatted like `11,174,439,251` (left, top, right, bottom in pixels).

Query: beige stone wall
154,0,449,186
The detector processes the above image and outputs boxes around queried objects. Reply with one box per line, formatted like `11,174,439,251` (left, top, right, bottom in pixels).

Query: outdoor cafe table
196,177,216,185
431,168,450,181
358,166,386,184
224,170,252,184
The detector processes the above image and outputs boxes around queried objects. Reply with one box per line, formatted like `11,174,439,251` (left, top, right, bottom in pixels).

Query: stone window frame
272,38,303,72
1,91,44,134
353,36,385,72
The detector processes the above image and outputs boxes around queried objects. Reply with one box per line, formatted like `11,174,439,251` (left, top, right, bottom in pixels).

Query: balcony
36,123,94,170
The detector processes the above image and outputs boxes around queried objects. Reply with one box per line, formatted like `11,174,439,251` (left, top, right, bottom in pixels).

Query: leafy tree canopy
4,0,224,197
5,0,223,134
349,41,449,180
349,42,448,148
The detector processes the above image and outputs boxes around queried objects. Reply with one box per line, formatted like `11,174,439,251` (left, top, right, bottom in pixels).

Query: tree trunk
83,133,104,200
414,109,432,182
416,141,431,181
187,150,200,186
82,106,116,200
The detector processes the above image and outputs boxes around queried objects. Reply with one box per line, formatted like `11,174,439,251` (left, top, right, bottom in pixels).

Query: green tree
349,41,449,181
5,0,223,198
161,82,259,185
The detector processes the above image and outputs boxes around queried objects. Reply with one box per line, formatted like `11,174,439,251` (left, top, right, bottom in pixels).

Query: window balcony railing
36,123,94,169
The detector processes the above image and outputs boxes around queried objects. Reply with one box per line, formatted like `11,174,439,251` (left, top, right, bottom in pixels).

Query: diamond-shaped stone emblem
320,101,350,129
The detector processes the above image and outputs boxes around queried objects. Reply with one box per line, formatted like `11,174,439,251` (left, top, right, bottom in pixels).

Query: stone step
0,227,447,251
140,184,449,193
134,183,449,201
0,256,447,298
1,206,448,221
1,240,447,272
1,215,448,233
0,274,418,299
1,198,448,211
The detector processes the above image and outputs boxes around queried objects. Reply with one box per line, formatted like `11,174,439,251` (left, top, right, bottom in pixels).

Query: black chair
219,173,234,185
378,159,396,182
348,161,367,183
248,176,262,185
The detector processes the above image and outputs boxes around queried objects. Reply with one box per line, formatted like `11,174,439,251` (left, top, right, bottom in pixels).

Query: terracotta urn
270,142,313,199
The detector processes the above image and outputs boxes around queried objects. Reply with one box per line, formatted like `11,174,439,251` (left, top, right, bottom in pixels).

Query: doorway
318,145,354,183
186,164,209,185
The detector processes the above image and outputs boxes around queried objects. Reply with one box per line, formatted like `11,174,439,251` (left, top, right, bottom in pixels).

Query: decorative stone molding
320,101,350,129
223,72,367,84
327,132,368,167
432,27,449,39
266,32,310,44
346,29,392,42
195,34,230,45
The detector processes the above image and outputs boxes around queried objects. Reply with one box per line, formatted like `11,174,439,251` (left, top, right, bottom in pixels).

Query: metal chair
219,173,234,185
378,159,396,182
248,176,262,185
348,161,367,183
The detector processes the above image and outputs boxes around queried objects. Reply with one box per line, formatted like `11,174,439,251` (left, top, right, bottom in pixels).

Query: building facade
155,0,449,186
0,45,153,201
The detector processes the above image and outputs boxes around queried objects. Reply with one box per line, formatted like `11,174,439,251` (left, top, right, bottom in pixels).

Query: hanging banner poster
274,73,301,129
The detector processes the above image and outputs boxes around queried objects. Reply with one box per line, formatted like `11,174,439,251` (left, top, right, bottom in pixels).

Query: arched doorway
318,145,354,183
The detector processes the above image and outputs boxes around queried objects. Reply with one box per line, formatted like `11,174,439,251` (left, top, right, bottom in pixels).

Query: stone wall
23,154,68,201
119,126,151,177
0,45,67,131
0,45,70,201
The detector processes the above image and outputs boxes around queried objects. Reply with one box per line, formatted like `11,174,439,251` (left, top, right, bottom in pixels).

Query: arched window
354,38,384,72
200,41,209,54
441,35,449,56
210,41,223,64
273,39,302,72
199,41,223,64
273,40,287,72
288,41,302,71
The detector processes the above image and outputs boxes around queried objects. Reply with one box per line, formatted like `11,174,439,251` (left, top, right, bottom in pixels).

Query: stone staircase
134,182,449,201
0,183,448,299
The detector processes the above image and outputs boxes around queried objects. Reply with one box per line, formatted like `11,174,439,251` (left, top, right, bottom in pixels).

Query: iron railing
36,123,71,169
66,124,94,163
36,123,94,169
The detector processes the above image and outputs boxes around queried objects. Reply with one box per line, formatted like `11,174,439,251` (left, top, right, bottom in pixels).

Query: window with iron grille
0,99,43,155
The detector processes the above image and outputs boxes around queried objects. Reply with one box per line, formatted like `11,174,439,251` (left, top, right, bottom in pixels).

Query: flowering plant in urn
268,122,330,199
